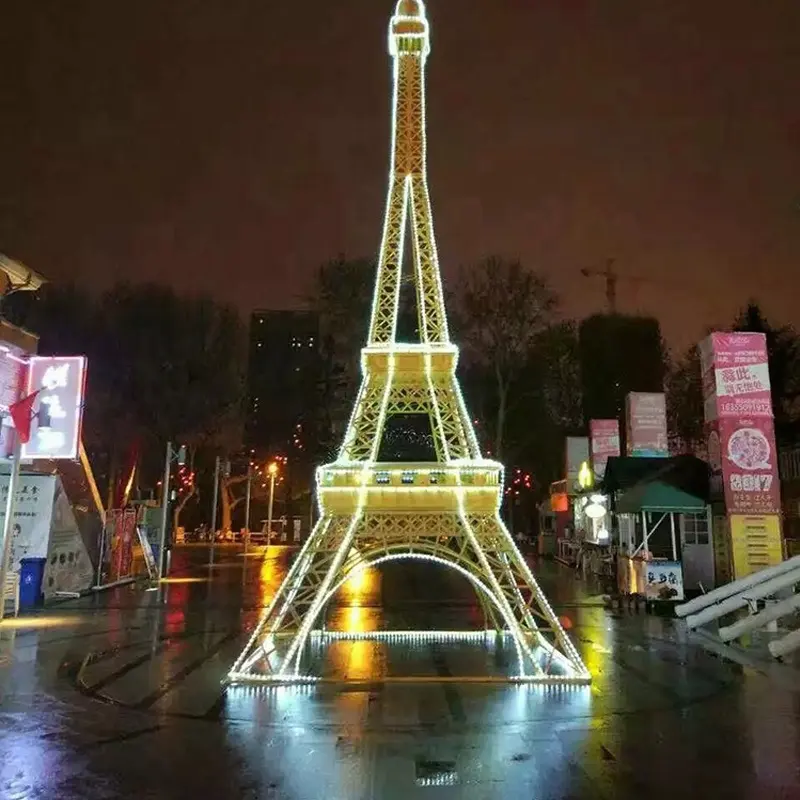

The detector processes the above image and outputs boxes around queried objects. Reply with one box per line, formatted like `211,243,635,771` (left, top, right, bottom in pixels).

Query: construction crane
580,258,698,314
580,257,621,314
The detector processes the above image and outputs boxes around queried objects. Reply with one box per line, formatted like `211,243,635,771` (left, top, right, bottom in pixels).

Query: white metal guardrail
676,555,800,661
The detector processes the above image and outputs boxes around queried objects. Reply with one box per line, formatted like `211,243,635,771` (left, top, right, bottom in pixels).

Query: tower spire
368,0,446,346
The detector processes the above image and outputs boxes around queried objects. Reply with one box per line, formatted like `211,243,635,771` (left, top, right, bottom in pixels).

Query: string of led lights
227,0,590,688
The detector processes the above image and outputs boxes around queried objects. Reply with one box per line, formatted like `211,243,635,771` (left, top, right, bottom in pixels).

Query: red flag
9,390,40,444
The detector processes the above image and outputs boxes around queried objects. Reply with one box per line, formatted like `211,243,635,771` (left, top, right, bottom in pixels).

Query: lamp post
157,441,186,581
244,462,253,535
266,461,278,546
209,456,220,566
243,461,253,555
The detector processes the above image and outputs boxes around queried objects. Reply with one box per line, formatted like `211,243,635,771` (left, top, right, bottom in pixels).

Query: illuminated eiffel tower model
229,0,590,686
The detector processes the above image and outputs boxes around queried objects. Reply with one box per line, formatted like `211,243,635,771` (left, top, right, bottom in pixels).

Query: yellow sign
577,461,594,490
729,514,783,579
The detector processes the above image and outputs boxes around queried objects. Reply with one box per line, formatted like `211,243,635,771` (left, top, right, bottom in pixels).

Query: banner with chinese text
717,416,780,514
729,514,783,578
700,331,783,578
625,392,668,457
589,419,620,479
699,332,772,420
21,356,87,461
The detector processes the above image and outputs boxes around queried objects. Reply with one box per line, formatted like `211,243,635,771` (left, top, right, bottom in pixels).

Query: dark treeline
5,262,798,533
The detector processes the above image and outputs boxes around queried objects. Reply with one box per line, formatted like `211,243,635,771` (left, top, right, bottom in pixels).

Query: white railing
676,555,800,660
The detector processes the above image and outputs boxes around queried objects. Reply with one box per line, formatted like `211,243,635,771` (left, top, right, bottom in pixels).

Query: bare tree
457,256,557,460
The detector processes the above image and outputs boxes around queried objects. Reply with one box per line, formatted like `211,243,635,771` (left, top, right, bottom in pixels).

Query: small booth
603,455,713,601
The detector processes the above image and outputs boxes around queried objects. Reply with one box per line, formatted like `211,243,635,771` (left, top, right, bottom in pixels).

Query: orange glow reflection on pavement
342,565,378,607
258,552,286,607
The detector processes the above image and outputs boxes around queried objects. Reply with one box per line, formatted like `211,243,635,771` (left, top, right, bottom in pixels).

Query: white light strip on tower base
309,629,509,642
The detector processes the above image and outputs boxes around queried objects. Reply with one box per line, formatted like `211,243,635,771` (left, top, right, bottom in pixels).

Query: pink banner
626,393,668,457
710,416,780,515
589,419,620,479
700,332,771,419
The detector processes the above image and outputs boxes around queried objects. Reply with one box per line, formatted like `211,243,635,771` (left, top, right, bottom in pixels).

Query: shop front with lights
602,454,712,601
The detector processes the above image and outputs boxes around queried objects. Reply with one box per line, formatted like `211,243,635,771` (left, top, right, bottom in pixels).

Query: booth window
682,513,710,545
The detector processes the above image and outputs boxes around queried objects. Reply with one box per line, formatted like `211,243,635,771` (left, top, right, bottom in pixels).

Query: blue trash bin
19,557,47,609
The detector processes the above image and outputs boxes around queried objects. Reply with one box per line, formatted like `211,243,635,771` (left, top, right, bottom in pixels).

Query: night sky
2,0,799,349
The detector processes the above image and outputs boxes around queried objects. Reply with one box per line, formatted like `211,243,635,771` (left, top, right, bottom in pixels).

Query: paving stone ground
1,544,799,799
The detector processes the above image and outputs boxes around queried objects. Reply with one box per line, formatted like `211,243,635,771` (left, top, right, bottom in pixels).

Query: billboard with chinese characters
20,356,87,461
0,472,57,572
717,416,780,514
699,332,771,421
625,392,668,457
589,419,620,479
729,514,783,578
700,331,782,578
643,560,684,601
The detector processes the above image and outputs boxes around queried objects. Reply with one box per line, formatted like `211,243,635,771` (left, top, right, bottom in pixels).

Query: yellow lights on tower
226,1,590,688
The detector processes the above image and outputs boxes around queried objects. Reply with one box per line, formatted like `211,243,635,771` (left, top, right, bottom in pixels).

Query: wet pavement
1,544,800,799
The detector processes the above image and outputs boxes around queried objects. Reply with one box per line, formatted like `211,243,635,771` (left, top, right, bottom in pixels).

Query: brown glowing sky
2,0,799,350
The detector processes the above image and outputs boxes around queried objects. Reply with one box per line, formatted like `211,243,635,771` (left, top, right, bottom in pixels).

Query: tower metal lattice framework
229,0,590,686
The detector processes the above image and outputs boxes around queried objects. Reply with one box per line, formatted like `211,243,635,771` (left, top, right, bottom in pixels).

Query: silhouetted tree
457,256,557,460
309,256,374,454
7,281,246,499
733,301,800,442
666,344,705,454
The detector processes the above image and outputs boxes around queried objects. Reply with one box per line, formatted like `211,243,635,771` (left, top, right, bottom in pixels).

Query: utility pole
266,462,278,547
157,442,186,581
209,456,220,566
581,257,618,314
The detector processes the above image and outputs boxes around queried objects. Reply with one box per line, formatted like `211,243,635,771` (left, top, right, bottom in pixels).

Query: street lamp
267,461,278,546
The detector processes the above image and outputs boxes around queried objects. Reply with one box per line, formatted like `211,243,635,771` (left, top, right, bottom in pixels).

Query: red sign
711,416,781,515
110,509,137,582
626,393,668,457
21,356,87,461
589,419,620,479
699,332,771,419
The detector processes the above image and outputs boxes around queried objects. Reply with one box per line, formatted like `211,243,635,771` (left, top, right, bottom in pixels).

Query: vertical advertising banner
699,332,772,421
625,393,668,457
21,356,87,461
700,331,782,578
717,416,780,515
589,419,620,479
